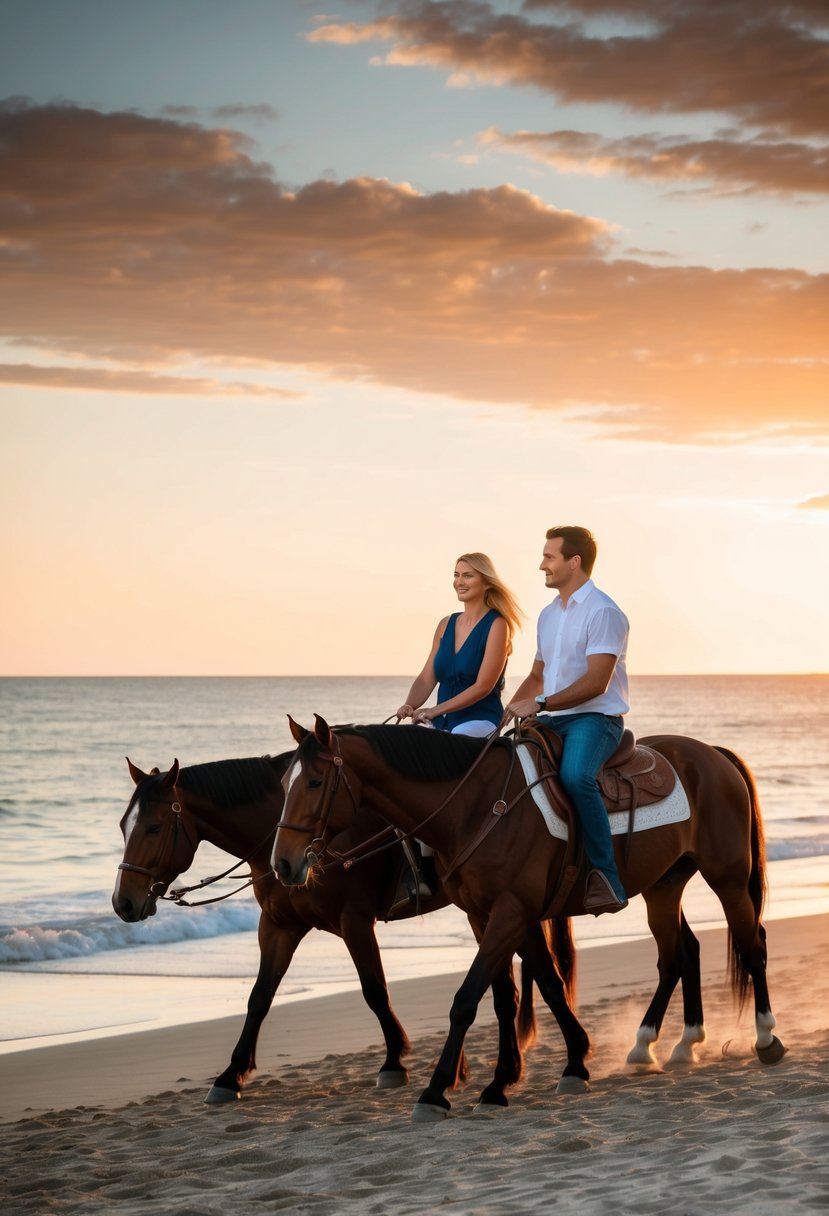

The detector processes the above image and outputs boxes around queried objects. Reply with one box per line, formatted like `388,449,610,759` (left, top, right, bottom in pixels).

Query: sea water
0,676,827,1050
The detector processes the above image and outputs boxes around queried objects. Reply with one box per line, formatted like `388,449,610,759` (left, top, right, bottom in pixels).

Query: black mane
130,753,292,814
335,724,508,782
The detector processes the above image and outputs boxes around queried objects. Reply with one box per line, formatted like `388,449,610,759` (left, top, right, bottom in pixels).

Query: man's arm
507,659,544,716
508,652,618,718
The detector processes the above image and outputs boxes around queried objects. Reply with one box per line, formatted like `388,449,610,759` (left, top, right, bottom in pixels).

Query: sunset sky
1,0,827,677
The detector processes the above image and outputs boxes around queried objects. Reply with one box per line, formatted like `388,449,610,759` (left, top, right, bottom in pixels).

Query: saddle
519,722,676,831
518,722,677,918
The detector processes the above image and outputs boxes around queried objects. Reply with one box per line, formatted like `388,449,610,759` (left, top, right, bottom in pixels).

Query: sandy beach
1,913,828,1214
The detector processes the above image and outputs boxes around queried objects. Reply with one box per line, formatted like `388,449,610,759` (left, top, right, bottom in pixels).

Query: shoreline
2,912,827,1125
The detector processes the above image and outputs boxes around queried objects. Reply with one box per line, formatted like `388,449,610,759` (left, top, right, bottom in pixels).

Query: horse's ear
160,759,180,790
288,716,310,744
126,757,148,786
313,715,332,748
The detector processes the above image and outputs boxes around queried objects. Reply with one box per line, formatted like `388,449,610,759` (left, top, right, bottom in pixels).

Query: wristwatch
534,694,548,709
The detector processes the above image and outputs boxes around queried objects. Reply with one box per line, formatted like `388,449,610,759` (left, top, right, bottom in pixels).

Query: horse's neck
357,759,474,859
184,793,278,862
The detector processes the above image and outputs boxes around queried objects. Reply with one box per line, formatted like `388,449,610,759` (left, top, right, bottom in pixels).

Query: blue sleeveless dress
432,609,505,732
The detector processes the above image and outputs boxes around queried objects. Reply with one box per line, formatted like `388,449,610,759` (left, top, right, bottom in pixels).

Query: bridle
277,733,361,869
279,719,520,879
118,785,283,907
117,790,197,902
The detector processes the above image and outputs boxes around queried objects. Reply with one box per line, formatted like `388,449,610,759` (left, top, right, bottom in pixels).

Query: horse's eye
147,824,162,835
308,779,322,789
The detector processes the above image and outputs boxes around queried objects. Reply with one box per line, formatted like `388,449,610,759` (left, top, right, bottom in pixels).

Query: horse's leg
668,912,706,1064
412,897,527,1123
340,907,411,1089
474,962,522,1110
628,866,705,1067
707,877,785,1064
516,920,591,1095
206,917,309,1103
704,748,785,1064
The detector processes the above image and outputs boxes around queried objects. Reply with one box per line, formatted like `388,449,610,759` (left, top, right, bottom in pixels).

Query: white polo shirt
536,580,629,717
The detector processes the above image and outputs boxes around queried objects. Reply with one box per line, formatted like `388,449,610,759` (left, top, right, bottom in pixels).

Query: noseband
278,736,359,868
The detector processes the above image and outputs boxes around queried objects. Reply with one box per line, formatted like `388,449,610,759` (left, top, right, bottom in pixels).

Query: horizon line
1,672,827,680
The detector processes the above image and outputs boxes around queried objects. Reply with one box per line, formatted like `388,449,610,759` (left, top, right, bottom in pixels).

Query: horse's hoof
627,1026,658,1066
204,1086,240,1104
756,1036,787,1065
411,1102,450,1122
476,1089,509,1108
376,1069,408,1089
665,1047,696,1068
626,1045,658,1066
556,1075,590,1095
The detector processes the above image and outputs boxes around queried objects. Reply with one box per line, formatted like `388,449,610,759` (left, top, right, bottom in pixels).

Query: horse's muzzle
111,890,158,922
274,854,309,887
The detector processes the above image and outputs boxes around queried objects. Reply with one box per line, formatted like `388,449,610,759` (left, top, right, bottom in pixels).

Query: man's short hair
546,526,597,577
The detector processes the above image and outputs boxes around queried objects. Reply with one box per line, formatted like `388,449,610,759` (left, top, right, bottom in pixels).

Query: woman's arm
415,617,508,722
396,618,447,719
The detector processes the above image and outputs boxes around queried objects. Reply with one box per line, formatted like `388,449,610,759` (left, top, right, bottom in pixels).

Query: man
508,526,629,914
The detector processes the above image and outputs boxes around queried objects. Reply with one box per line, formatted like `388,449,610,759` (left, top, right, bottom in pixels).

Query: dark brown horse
274,719,785,1122
113,752,566,1104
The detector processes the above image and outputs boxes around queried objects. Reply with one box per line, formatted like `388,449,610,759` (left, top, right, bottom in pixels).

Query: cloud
1,101,827,444
798,493,829,509
0,363,299,398
211,103,279,122
479,127,829,196
308,0,829,136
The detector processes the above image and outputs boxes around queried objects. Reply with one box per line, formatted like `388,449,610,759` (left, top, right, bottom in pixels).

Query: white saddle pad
516,744,690,842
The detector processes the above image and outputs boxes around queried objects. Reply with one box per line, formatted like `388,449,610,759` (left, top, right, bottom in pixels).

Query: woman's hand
396,703,415,720
413,706,437,724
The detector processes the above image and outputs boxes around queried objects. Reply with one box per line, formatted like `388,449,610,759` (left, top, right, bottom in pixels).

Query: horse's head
271,716,361,887
112,757,196,921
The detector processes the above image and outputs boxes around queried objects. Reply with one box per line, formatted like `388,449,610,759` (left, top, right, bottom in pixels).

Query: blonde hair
456,552,524,654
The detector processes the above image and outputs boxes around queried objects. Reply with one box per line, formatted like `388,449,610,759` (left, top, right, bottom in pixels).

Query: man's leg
553,713,628,909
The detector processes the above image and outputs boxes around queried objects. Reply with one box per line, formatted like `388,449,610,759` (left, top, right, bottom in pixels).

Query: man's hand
507,697,540,719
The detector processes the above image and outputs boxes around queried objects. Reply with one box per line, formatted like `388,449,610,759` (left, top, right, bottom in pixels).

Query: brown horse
274,719,785,1122
113,752,564,1104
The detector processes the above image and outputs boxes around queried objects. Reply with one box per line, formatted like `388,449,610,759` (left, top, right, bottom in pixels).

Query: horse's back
640,733,732,764
640,733,753,802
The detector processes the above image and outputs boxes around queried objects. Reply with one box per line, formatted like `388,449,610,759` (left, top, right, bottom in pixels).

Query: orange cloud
0,363,299,397
798,493,829,509
1,101,827,443
480,127,829,196
308,0,828,136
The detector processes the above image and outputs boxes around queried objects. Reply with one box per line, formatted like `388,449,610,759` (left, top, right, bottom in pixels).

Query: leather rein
282,715,547,884
117,792,277,908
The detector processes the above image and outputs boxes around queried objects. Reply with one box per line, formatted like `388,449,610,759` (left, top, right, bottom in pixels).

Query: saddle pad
516,744,690,842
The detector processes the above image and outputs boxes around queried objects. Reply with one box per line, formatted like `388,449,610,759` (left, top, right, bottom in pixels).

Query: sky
1,0,827,677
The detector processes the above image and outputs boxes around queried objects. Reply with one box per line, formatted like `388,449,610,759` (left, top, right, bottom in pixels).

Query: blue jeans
538,712,626,900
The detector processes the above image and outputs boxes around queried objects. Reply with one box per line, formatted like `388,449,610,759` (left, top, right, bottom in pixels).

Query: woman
397,551,523,736
395,552,523,896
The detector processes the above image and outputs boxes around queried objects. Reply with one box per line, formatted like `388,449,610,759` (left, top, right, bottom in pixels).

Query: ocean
1,675,827,1052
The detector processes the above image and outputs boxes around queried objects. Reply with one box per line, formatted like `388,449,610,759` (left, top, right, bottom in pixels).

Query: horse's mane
335,724,508,782
131,753,292,813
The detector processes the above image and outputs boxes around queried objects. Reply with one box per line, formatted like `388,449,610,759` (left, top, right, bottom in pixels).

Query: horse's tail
714,745,768,1007
518,917,577,1051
